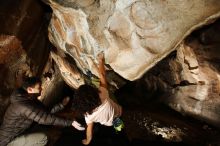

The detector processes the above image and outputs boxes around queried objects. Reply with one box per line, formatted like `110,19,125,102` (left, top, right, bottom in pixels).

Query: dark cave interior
0,0,220,146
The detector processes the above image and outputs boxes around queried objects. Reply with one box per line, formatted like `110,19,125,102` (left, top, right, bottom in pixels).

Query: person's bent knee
26,133,48,145
9,133,48,146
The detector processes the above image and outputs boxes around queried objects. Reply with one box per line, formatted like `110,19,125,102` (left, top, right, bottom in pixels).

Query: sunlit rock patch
129,112,186,142
151,125,185,142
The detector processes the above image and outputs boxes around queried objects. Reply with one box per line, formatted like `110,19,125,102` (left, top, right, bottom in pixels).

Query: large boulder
165,21,220,127
47,0,220,83
136,20,220,127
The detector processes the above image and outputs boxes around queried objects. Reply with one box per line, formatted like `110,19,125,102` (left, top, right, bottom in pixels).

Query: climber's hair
73,84,101,115
22,77,41,90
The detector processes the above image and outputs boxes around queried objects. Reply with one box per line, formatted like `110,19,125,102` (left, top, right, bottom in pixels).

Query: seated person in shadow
0,77,85,146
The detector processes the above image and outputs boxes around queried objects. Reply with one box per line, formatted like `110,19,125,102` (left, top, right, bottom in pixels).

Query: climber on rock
73,52,126,145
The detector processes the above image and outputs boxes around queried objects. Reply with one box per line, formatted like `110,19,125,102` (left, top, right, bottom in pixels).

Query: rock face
135,20,220,127
0,0,52,122
0,0,220,129
164,20,220,127
45,0,220,127
0,35,29,90
0,0,52,76
50,51,85,89
0,35,30,122
47,0,220,82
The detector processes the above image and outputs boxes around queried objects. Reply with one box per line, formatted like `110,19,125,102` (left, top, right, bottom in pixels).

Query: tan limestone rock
47,0,220,82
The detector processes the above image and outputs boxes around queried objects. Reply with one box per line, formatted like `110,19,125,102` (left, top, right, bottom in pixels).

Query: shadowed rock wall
132,20,220,127
0,0,51,122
